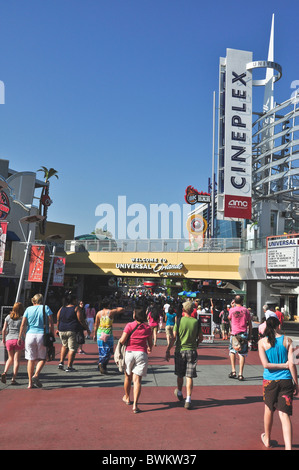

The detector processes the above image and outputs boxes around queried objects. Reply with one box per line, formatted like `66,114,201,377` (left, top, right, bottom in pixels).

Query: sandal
133,407,141,414
228,372,236,379
238,375,244,381
32,376,42,388
122,396,132,405
261,433,271,448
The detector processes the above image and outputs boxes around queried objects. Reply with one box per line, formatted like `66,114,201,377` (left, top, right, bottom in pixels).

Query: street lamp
15,214,45,303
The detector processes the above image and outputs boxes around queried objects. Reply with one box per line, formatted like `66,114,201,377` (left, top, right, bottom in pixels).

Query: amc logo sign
224,195,251,219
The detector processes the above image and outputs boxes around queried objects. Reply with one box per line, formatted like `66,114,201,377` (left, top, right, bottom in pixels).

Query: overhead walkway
63,238,242,280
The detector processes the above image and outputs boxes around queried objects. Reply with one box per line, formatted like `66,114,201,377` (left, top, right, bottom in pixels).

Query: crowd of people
1,291,298,450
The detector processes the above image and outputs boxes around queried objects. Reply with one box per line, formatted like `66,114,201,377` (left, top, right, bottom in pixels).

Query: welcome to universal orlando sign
116,257,186,277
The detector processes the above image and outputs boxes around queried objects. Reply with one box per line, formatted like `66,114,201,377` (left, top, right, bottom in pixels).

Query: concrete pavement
0,322,298,451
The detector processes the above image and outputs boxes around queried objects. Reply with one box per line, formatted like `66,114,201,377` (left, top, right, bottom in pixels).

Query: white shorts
25,333,47,361
125,350,148,377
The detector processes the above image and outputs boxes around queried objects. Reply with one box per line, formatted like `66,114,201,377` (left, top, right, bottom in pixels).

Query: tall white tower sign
223,48,253,219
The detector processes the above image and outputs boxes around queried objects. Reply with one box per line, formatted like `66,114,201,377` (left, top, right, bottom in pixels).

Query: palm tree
37,167,59,234
37,166,59,183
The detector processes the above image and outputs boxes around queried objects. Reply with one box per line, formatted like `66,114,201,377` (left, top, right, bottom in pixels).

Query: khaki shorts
165,325,174,338
125,350,148,377
59,331,78,351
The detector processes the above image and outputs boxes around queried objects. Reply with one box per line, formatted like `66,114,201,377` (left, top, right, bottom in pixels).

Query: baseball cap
265,310,279,320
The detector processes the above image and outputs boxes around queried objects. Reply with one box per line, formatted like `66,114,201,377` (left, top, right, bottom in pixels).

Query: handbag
114,323,141,372
231,334,245,352
43,304,56,348
231,335,241,351
99,331,110,342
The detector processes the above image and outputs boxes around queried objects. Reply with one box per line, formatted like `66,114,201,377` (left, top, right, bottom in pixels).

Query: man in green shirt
166,301,203,409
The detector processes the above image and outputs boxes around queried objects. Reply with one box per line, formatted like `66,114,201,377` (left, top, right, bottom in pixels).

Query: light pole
15,214,45,304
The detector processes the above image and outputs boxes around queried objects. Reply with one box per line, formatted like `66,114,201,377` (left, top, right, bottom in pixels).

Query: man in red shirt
275,306,284,325
228,295,252,381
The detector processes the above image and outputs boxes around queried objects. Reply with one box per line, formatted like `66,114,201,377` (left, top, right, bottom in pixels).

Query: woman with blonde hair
18,293,54,389
1,302,25,385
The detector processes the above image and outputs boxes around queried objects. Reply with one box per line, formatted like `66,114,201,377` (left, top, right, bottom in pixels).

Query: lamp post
15,214,45,304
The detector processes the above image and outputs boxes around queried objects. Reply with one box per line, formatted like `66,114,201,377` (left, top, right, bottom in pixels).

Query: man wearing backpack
220,305,230,340
165,301,203,409
228,295,252,381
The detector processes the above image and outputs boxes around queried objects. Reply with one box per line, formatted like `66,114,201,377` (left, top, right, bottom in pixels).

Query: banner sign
223,49,252,220
198,313,213,343
28,245,45,282
52,256,66,286
0,221,8,274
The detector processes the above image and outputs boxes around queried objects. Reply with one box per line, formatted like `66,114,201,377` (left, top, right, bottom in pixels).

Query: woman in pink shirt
147,305,159,347
119,308,153,413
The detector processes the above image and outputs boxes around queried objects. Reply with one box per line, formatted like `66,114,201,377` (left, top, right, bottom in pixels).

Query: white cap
265,310,279,320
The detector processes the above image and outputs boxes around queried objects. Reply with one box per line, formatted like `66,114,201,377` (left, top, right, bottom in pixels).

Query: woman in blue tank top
258,316,298,450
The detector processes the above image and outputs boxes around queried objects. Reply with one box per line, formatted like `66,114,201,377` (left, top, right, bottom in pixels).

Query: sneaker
174,388,184,401
65,366,76,372
184,401,192,410
58,363,64,370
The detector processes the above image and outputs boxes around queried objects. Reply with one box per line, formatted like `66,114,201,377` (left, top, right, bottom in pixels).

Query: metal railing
64,238,243,253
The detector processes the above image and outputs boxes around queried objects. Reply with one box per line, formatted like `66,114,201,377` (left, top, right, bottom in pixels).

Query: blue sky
0,0,298,238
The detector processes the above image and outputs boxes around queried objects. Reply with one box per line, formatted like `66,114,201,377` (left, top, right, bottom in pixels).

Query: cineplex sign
116,258,186,277
223,48,252,220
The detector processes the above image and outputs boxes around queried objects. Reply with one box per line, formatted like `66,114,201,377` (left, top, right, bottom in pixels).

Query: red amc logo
224,195,251,219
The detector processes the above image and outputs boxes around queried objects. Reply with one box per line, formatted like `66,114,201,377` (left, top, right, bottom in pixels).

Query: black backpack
222,309,229,322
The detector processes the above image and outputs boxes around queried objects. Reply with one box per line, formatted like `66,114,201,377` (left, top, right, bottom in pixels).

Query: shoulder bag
43,304,56,348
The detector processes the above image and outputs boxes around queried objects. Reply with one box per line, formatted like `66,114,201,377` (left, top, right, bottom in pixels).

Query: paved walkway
0,323,298,451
